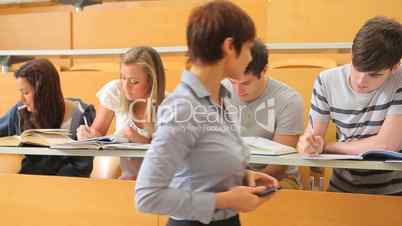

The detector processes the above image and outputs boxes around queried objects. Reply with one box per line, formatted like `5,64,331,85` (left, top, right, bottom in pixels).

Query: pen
83,116,89,128
78,102,89,129
309,114,314,132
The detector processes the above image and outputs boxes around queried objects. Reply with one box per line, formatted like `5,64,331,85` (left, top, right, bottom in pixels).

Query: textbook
0,129,72,147
243,136,297,156
50,135,150,150
302,150,402,161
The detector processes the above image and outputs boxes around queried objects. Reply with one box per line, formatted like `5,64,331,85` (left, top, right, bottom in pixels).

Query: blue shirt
135,70,249,224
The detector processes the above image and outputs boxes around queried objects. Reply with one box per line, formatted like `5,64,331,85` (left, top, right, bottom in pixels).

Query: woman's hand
216,186,267,212
77,125,98,140
245,170,279,188
123,126,150,144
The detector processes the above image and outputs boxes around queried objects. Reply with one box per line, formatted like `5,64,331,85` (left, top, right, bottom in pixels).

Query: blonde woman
77,47,165,180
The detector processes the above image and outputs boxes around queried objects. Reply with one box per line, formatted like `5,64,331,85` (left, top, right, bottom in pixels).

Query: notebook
243,136,297,156
0,129,72,147
302,150,402,161
51,135,150,151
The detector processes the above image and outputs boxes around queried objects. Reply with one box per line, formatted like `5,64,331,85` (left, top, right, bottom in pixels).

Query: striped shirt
310,64,402,195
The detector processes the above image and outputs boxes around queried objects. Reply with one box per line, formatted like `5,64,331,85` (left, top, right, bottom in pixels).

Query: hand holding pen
77,115,96,140
297,114,324,155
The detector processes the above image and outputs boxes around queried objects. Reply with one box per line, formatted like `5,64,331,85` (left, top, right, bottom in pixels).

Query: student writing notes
297,17,402,195
77,47,165,180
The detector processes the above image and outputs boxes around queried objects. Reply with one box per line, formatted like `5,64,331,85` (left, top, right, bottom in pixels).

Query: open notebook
0,129,72,147
243,136,297,156
302,150,402,161
51,135,150,151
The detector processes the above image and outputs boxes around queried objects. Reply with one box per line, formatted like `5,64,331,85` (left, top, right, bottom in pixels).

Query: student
297,16,402,195
222,39,304,189
135,1,279,226
0,59,94,177
77,46,165,180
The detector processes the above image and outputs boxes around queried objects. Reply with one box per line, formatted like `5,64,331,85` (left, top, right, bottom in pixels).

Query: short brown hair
245,39,268,79
15,59,65,130
352,16,402,72
186,0,256,64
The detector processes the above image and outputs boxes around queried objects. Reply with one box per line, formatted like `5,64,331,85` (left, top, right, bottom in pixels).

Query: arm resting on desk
325,115,402,154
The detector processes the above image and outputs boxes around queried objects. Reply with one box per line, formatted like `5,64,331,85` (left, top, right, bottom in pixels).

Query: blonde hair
120,47,166,126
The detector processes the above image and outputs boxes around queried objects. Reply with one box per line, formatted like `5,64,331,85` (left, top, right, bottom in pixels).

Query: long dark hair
15,59,65,130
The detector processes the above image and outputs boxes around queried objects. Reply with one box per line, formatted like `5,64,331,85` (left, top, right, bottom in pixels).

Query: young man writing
298,16,402,194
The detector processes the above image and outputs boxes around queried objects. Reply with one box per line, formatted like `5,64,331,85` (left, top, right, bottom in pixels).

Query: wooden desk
0,146,147,158
158,189,402,226
251,153,402,171
240,189,402,226
1,147,402,171
0,174,157,226
2,174,401,226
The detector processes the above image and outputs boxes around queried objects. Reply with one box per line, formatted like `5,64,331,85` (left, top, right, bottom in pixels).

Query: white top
96,80,138,177
96,80,130,135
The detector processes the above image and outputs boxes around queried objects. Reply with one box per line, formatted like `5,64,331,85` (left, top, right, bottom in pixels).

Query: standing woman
135,1,279,226
77,47,165,180
0,59,94,176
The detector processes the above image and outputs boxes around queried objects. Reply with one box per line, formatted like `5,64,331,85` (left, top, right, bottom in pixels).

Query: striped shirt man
310,64,402,195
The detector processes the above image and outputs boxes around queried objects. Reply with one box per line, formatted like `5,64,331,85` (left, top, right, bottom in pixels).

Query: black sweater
0,99,95,177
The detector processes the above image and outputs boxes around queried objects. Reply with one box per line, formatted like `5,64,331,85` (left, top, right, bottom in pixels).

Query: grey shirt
222,78,304,179
135,70,249,224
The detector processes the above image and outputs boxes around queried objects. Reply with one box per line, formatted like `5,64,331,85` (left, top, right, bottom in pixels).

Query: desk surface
0,146,147,158
251,153,402,171
1,147,402,171
2,174,401,226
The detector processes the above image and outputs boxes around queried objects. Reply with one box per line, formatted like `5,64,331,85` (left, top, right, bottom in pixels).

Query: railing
0,42,352,72
0,0,154,12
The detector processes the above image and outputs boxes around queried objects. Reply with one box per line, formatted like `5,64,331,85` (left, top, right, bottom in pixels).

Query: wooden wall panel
266,0,402,42
0,11,71,50
72,0,267,48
